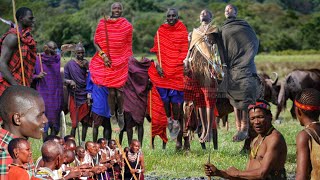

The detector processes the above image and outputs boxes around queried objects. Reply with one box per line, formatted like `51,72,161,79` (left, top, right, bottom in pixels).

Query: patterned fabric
0,129,16,179
33,53,63,132
90,17,133,88
69,95,90,128
0,28,37,95
148,86,168,143
148,20,189,91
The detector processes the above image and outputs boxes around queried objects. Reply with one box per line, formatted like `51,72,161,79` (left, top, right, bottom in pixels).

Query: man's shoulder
266,129,286,145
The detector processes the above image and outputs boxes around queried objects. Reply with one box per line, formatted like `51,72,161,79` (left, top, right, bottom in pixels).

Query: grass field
29,54,320,179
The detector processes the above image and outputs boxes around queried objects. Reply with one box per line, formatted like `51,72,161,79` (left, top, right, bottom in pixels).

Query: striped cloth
0,28,37,95
90,17,133,88
148,86,168,143
148,20,189,91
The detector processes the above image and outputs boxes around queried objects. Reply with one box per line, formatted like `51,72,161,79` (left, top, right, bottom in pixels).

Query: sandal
232,130,248,142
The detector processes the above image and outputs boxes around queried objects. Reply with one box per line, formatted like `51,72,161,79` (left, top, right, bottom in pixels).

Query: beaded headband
295,100,320,111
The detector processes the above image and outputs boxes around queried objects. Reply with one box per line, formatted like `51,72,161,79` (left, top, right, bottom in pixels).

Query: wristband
98,51,105,58
137,169,142,173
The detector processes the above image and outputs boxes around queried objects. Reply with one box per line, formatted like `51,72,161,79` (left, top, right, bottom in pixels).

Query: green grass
29,54,319,178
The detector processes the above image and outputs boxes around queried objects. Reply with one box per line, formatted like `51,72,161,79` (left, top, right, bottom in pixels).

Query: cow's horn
271,72,278,85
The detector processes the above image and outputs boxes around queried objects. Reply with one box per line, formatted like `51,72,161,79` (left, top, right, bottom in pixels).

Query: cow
275,69,320,120
259,72,280,105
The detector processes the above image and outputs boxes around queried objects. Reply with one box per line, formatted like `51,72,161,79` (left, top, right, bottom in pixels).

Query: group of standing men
0,4,260,148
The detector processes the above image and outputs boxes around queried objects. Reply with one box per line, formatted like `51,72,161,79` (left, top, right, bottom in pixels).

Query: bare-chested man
205,100,287,179
295,88,320,180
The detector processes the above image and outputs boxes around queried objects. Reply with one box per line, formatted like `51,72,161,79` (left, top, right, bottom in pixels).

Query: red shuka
90,17,133,88
0,28,37,95
148,86,168,143
148,20,189,91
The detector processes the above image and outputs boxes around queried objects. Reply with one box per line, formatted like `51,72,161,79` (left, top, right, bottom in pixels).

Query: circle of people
0,2,320,180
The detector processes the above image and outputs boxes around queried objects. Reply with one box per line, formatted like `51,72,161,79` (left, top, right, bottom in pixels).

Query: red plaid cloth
0,129,35,180
0,129,16,179
0,28,37,95
184,76,216,107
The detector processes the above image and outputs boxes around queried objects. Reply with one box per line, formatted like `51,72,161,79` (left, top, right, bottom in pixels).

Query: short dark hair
44,135,61,143
63,135,75,142
8,138,28,159
0,85,41,123
97,138,107,144
295,88,320,120
15,7,32,21
167,8,179,16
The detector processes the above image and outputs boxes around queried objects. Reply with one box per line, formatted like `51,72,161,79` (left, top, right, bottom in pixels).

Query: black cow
275,69,320,120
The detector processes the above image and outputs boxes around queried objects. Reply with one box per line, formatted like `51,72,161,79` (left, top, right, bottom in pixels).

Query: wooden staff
114,139,138,180
38,53,43,72
103,15,111,61
156,31,162,68
149,90,152,149
12,0,25,86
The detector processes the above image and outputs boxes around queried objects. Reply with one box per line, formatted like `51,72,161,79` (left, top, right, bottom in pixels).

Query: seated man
35,140,81,179
204,100,287,179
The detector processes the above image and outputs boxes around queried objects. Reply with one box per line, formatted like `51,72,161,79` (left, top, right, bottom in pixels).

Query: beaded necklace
305,121,320,129
251,126,274,159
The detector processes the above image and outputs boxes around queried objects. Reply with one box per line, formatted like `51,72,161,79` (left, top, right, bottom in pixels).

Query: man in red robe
90,2,133,132
149,8,188,144
0,7,37,96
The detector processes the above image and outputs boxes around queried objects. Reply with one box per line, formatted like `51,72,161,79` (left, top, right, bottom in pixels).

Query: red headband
295,100,320,111
248,101,271,111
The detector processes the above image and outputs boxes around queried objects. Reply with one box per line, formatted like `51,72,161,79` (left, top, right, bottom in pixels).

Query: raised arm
0,33,18,85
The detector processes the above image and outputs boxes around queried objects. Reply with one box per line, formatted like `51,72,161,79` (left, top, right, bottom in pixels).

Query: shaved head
41,140,63,163
0,85,41,122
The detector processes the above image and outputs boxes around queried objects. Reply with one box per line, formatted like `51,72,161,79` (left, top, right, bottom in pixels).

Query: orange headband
295,100,320,111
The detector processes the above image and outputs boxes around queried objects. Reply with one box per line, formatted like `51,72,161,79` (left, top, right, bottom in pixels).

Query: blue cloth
156,87,184,104
86,72,111,118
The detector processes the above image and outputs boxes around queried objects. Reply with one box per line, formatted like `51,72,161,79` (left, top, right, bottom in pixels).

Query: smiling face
249,108,272,135
111,3,123,18
76,147,86,158
18,96,48,139
166,9,178,26
130,141,140,153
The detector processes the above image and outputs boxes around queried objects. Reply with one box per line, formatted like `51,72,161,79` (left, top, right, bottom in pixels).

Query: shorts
156,87,184,104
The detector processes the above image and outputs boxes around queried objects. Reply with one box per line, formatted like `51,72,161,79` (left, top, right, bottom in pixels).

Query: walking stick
38,53,43,72
73,90,81,146
207,129,212,180
12,0,25,86
149,91,152,149
114,139,138,180
156,31,162,68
